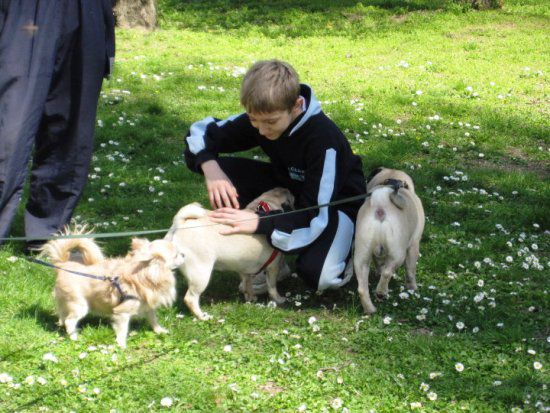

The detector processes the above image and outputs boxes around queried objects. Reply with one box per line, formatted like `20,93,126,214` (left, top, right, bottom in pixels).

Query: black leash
27,257,138,303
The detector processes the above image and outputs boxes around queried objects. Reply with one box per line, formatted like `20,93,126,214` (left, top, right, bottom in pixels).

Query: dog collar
256,200,271,214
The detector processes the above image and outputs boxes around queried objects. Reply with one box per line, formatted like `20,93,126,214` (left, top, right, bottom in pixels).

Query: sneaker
239,262,291,296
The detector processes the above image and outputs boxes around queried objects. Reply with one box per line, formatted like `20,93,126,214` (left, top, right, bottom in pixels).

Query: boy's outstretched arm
201,160,239,209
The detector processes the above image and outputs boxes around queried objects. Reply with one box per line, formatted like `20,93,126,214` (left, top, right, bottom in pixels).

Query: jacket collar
285,84,322,137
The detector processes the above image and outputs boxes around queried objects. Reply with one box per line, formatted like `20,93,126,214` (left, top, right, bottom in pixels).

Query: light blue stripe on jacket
186,114,241,154
271,148,336,251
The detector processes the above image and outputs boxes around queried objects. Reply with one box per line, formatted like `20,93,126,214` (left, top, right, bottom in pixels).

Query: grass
1,0,549,411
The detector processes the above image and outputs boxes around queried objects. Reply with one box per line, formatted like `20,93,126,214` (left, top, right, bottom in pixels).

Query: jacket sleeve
184,113,258,173
256,145,339,252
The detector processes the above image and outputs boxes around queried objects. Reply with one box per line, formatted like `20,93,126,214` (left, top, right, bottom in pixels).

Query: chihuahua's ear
131,238,149,251
131,239,154,262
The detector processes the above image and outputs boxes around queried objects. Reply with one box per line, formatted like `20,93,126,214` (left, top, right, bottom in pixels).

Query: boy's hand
201,160,240,209
209,208,259,235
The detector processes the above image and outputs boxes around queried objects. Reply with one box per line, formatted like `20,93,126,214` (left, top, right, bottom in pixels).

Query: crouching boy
184,59,366,292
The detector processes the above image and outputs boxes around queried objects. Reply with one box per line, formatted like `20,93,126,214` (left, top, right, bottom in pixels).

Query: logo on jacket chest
288,166,305,182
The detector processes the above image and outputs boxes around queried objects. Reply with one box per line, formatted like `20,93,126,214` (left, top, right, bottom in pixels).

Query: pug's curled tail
173,202,208,224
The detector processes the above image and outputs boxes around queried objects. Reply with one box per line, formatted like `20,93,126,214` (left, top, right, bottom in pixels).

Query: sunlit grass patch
1,1,548,411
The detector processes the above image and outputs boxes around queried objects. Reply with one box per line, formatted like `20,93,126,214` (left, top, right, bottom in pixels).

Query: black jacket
184,84,366,252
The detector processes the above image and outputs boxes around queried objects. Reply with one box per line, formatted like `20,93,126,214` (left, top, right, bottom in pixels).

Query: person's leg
24,0,106,243
0,1,65,242
216,157,281,208
295,209,355,290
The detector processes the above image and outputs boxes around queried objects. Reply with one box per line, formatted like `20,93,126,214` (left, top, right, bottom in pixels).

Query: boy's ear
293,96,304,110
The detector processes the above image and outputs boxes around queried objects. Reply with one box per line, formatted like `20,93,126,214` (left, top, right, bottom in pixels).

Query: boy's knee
296,259,345,291
318,261,347,291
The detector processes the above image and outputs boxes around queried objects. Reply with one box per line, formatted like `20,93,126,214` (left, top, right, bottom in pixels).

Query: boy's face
248,98,303,140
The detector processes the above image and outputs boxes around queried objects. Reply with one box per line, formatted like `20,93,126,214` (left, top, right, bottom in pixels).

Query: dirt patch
259,381,284,396
390,15,408,24
342,12,363,22
466,153,549,179
412,327,433,336
445,22,518,40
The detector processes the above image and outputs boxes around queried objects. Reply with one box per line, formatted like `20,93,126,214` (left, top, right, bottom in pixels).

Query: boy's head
241,60,304,140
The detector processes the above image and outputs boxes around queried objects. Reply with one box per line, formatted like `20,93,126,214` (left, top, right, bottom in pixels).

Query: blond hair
240,60,300,113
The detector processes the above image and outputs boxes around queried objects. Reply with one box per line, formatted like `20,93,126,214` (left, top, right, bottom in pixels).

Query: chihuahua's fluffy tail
40,226,104,265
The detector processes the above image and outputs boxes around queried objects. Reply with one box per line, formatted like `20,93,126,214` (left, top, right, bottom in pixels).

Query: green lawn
1,1,548,411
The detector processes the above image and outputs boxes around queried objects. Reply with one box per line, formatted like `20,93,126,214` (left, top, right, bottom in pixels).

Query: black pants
218,157,355,290
0,0,112,244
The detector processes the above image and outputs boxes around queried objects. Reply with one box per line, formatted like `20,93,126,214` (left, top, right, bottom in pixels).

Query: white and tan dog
41,231,184,347
165,188,294,320
354,168,425,314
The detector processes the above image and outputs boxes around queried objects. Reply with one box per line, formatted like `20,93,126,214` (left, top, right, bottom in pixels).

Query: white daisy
160,397,173,407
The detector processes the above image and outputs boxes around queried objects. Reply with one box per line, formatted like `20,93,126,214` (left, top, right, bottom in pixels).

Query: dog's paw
363,304,377,315
195,312,212,321
375,291,388,301
69,333,78,341
154,326,169,335
244,293,258,302
406,282,418,291
116,338,127,349
273,296,286,305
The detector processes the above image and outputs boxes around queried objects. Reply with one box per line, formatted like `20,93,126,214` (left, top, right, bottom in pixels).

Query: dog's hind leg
239,274,257,302
146,309,168,334
405,242,420,291
55,300,67,328
375,257,402,299
354,248,376,314
63,301,88,341
266,262,285,305
112,312,131,348
182,260,213,320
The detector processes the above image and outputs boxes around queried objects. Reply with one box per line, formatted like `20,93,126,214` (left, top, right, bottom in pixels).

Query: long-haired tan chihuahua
40,230,184,348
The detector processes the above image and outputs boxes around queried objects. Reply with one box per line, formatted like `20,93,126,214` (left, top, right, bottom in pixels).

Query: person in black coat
0,0,115,249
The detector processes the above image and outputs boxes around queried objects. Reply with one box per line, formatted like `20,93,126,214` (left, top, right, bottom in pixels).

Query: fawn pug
354,168,425,314
41,231,184,347
165,187,294,320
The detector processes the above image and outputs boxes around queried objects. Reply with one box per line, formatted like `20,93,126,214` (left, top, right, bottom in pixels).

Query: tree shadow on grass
16,304,59,333
14,304,115,336
158,0,457,37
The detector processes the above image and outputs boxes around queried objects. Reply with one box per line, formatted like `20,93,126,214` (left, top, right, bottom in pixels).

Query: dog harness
254,201,280,275
27,257,139,304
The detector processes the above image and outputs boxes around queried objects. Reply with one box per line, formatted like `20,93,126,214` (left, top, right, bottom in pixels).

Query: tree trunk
113,0,157,30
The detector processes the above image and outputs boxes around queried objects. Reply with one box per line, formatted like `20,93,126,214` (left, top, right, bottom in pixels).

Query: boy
184,60,366,292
